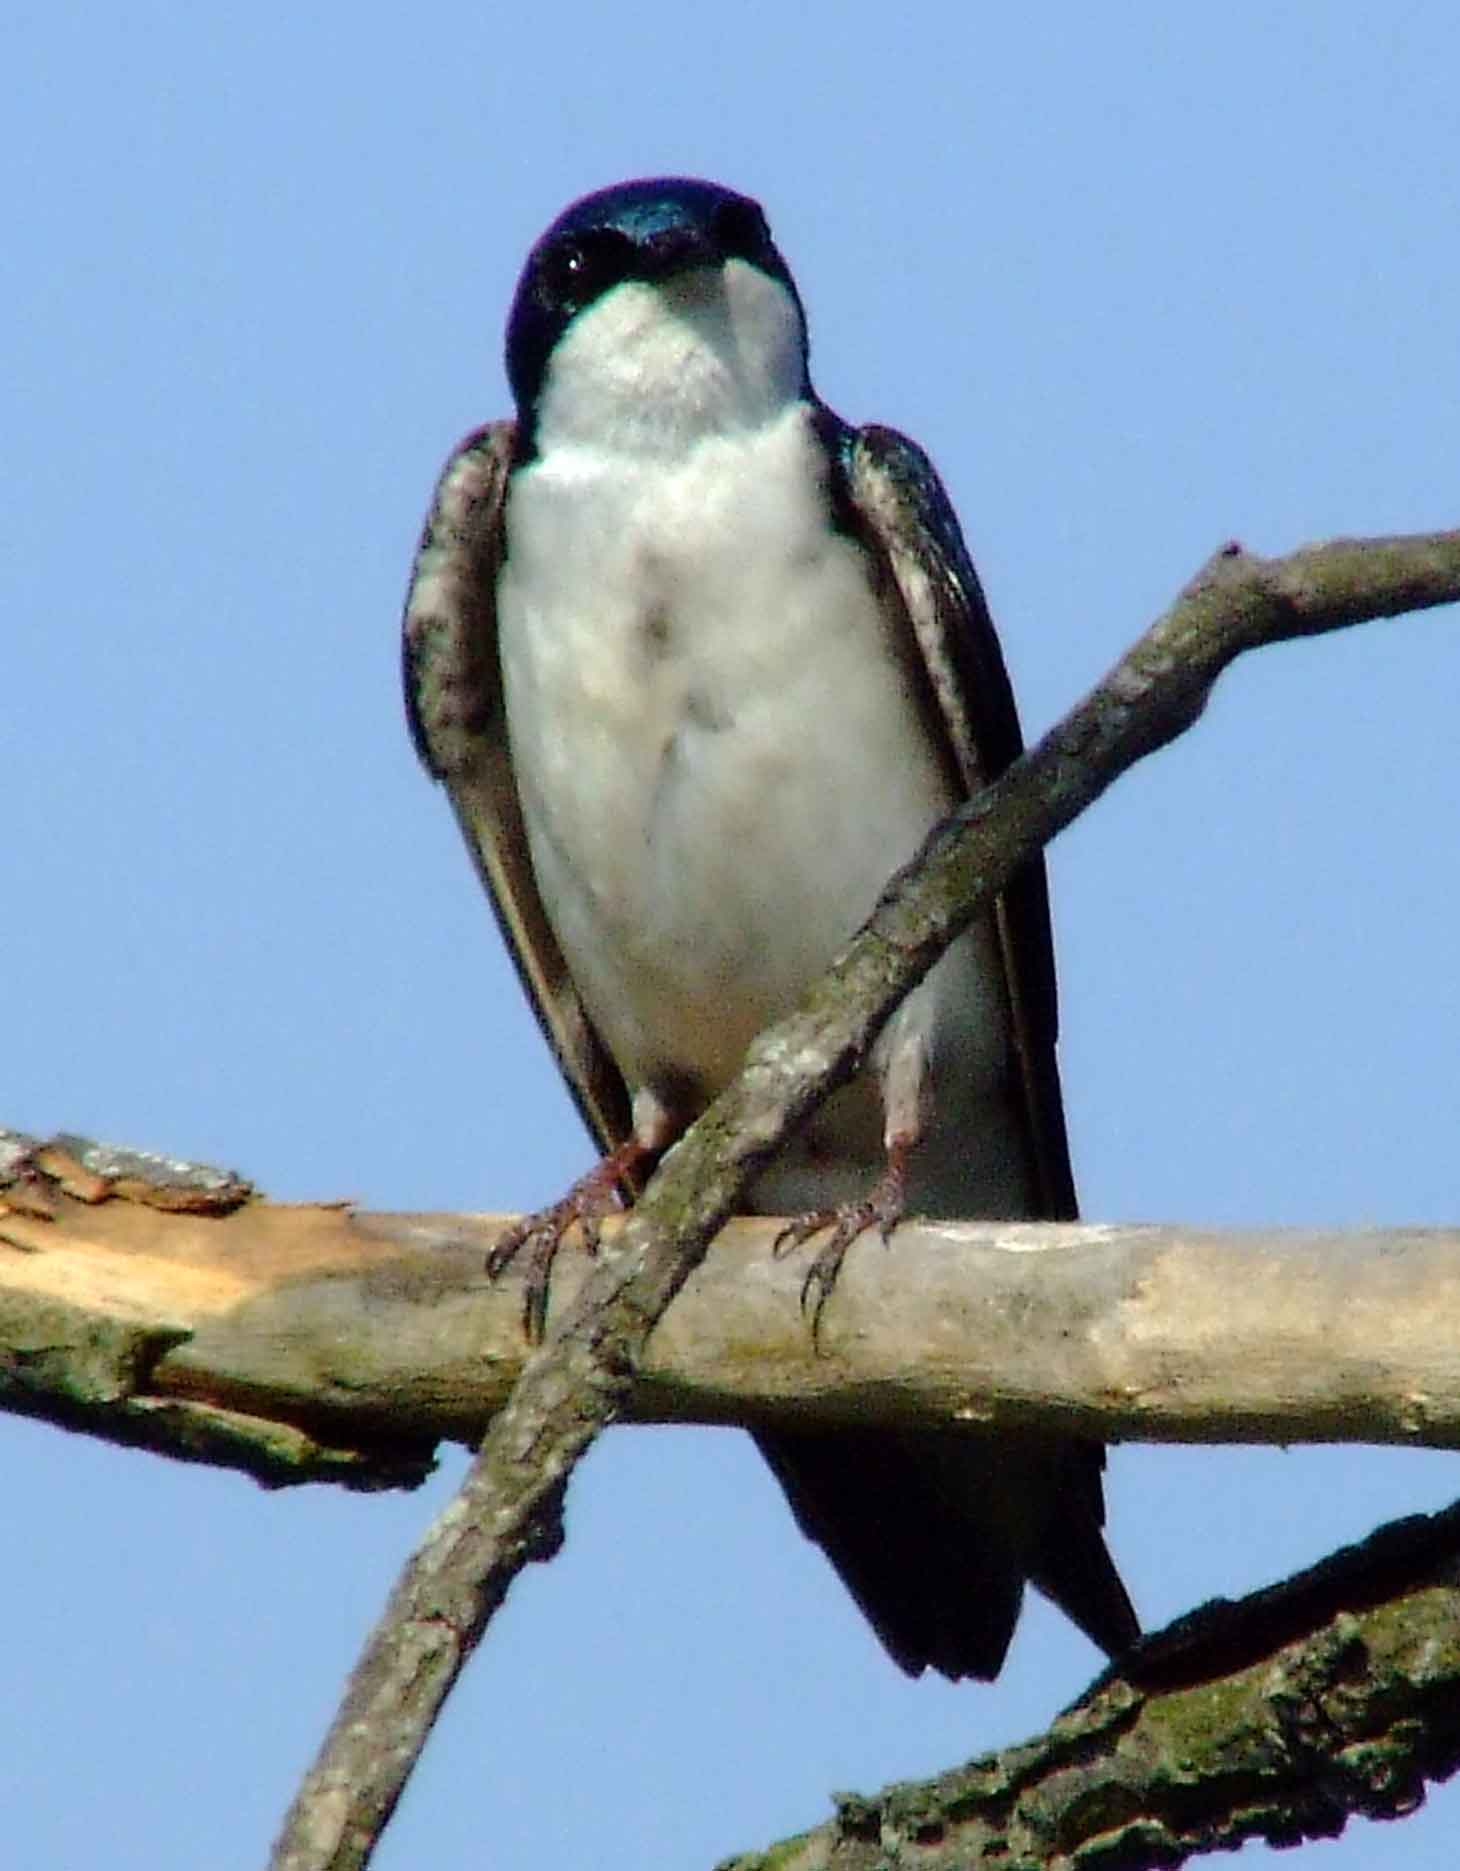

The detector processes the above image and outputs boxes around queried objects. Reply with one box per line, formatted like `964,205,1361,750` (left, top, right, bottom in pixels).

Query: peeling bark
6,1131,1460,1480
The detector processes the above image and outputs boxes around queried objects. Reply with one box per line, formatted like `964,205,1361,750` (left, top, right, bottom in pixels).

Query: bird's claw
487,1176,617,1341
773,1170,906,1344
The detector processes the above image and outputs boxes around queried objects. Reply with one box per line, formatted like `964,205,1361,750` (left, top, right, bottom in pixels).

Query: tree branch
29,532,1446,1869
723,1499,1460,1869
6,1131,1460,1466
10,1144,1460,1870
260,525,1460,1870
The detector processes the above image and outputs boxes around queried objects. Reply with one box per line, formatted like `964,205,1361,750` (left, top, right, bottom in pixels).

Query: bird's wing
751,416,1137,1677
837,416,1078,1221
402,422,632,1156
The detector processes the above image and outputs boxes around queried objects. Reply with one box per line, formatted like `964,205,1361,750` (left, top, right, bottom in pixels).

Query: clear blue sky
8,6,1459,1866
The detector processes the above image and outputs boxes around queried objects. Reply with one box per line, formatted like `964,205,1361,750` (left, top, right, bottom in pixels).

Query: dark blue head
505,177,807,418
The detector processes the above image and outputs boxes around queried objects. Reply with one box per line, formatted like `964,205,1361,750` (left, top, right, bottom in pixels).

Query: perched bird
403,177,1137,1680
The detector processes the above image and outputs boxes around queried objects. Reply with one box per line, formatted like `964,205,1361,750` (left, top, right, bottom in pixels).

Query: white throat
531,259,806,460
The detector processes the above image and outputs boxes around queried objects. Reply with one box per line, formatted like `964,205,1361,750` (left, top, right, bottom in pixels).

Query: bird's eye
539,229,633,309
712,197,769,260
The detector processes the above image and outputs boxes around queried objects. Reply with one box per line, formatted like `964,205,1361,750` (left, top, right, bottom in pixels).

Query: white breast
500,404,944,1070
497,276,1022,1214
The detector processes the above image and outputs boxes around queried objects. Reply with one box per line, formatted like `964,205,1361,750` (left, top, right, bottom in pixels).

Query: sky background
7,4,1459,1867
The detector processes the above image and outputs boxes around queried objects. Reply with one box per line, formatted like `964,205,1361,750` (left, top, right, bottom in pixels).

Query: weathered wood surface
4,1129,1458,1489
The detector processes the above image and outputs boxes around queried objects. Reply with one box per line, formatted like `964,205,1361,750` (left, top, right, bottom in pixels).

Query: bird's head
506,177,811,457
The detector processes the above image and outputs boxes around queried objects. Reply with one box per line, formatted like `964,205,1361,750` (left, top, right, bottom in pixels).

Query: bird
402,176,1138,1680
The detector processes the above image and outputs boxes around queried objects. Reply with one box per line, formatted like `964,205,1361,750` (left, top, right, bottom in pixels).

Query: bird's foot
487,1138,648,1340
773,1144,910,1341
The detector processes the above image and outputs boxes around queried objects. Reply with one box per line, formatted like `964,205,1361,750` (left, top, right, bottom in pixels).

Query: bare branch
12,1125,1460,1868
196,529,1459,1868
7,1136,1460,1464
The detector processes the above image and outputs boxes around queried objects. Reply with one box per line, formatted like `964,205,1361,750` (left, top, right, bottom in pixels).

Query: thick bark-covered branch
6,1129,1460,1474
723,1501,1460,1870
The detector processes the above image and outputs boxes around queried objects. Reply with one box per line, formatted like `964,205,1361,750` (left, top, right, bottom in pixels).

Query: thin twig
268,530,1460,1869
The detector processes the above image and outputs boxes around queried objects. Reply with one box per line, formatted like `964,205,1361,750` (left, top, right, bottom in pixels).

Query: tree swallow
403,177,1137,1680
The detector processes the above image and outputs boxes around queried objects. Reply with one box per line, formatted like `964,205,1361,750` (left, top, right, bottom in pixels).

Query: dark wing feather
840,419,1077,1220
749,414,1137,1677
402,422,631,1156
